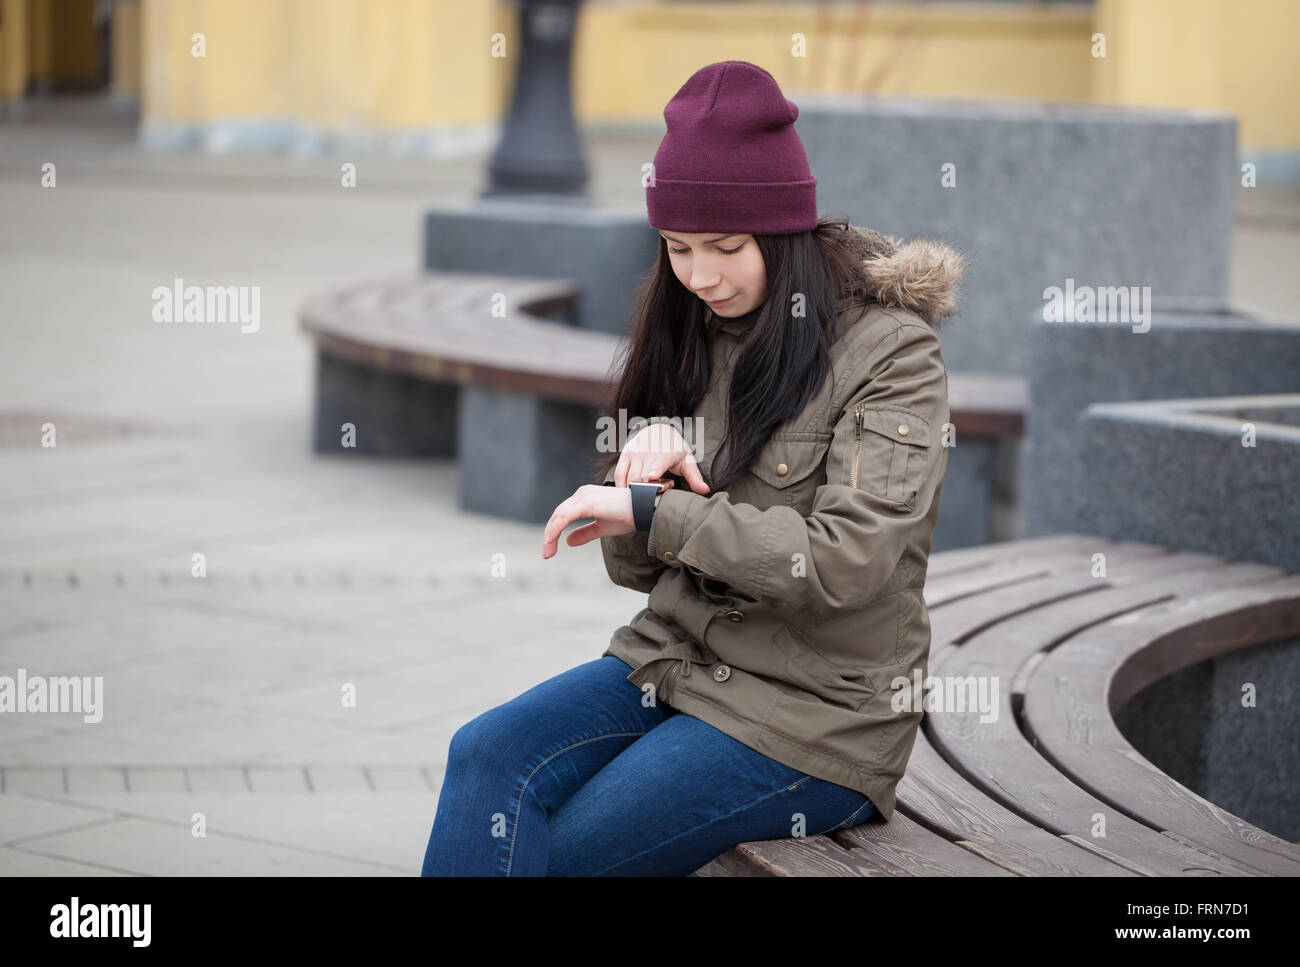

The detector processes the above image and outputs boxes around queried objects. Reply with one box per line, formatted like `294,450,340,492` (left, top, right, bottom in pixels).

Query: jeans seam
827,799,872,833
506,731,649,876
584,775,817,877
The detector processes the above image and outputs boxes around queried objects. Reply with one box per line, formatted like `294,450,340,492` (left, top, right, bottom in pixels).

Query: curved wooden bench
300,273,614,406
1023,574,1300,875
693,536,1300,876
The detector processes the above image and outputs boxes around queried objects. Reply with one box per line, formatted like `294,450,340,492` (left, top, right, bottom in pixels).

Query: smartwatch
628,481,665,533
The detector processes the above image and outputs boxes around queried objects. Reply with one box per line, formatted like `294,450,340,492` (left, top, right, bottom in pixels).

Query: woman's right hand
613,422,711,496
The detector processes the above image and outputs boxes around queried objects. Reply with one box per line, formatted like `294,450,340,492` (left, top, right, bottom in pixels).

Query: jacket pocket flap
862,406,932,447
746,433,832,489
772,626,875,712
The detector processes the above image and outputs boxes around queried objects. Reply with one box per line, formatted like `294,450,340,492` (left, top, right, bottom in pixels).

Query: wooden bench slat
924,534,1105,578
924,555,1284,875
923,537,1139,608
931,558,1276,685
830,810,1017,876
301,274,623,405
894,735,1140,875
944,373,1028,437
926,542,1181,642
691,833,917,877
1023,574,1300,876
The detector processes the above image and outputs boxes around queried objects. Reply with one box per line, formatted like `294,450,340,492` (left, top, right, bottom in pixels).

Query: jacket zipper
850,403,866,488
666,659,682,698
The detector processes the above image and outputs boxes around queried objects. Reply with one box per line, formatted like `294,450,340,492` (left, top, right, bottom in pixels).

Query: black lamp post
483,0,589,198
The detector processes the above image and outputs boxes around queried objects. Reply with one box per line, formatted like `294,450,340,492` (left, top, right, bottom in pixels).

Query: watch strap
629,482,663,532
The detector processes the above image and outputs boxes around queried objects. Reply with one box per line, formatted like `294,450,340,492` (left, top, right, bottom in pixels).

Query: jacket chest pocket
744,432,831,511
846,405,932,508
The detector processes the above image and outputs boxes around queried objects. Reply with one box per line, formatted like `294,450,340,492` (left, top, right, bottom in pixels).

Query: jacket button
713,664,731,683
897,424,909,436
663,551,675,560
725,610,744,622
776,463,788,476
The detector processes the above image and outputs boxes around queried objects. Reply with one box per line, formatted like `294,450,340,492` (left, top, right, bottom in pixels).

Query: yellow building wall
0,0,30,100
141,0,511,137
578,1,1094,121
3,0,103,99
111,0,141,104
1094,0,1300,155
122,0,1299,171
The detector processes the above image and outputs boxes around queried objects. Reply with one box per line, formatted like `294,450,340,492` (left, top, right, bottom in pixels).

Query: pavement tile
0,793,118,845
366,767,432,793
21,815,402,876
0,846,123,875
3,768,66,795
66,767,128,795
306,767,371,793
125,768,189,794
185,768,249,795
246,767,310,793
18,792,433,874
0,704,365,766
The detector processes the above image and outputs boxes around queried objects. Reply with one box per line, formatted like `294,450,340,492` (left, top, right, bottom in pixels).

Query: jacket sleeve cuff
645,487,708,563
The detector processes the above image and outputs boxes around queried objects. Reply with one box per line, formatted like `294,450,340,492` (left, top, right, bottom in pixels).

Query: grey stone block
1077,394,1300,569
458,387,602,523
1023,313,1300,536
312,350,458,457
796,95,1237,375
932,439,995,551
424,199,657,335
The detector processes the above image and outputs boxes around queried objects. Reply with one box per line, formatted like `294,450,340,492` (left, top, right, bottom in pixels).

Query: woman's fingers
616,426,707,489
678,454,710,494
565,521,601,547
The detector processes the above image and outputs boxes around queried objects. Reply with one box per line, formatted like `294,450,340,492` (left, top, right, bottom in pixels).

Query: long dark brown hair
591,212,874,493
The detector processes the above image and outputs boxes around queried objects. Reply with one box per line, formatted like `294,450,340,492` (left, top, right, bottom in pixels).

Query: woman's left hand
541,477,675,559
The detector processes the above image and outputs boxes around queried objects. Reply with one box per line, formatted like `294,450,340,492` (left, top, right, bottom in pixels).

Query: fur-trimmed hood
841,224,968,328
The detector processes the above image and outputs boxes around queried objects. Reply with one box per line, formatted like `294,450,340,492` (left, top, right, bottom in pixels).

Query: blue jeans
420,655,876,876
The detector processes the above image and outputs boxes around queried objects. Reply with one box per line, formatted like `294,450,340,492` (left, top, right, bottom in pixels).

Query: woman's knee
446,708,516,775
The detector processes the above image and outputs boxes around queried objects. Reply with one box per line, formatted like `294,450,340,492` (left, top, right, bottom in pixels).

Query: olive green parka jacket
599,225,967,820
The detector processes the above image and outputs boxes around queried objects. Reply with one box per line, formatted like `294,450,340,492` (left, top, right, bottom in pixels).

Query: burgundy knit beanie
647,61,818,235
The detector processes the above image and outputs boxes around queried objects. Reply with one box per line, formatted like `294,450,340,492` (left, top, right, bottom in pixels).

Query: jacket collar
840,224,967,328
715,317,754,336
707,302,762,337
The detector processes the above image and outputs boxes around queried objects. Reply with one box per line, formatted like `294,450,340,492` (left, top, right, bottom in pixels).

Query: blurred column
484,0,588,198
110,0,141,114
0,0,29,118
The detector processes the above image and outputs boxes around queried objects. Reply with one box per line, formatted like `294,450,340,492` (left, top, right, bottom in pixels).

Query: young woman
422,60,966,877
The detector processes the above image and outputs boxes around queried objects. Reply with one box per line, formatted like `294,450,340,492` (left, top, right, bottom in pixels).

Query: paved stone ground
1,93,1296,876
